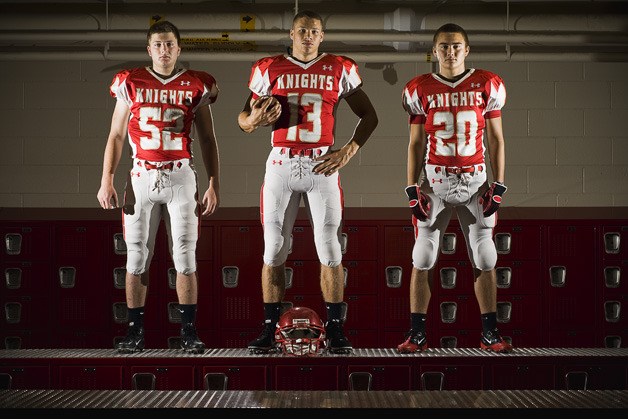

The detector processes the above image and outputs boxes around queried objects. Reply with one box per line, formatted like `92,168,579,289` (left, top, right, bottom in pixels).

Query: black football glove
405,185,431,222
480,182,507,217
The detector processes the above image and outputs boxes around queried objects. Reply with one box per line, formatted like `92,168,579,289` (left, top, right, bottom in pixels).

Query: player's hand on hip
313,148,352,177
405,185,431,221
480,182,507,217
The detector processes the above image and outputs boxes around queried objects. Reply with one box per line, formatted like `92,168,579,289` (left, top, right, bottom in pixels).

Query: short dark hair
292,10,324,29
433,23,469,46
147,20,181,44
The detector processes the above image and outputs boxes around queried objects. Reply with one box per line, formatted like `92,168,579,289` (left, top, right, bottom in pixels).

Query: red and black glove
405,185,431,222
480,182,507,217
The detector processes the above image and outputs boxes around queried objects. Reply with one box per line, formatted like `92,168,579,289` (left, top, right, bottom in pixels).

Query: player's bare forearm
407,123,426,185
344,89,378,149
486,117,506,183
97,134,125,209
238,111,258,133
238,96,281,133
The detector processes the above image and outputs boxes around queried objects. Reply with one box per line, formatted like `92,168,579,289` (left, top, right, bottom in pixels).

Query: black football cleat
247,321,278,354
397,329,428,353
480,328,513,353
116,326,145,353
180,323,206,354
325,319,353,354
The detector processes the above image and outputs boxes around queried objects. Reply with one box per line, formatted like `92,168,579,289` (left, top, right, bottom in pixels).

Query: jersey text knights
402,68,506,167
247,53,362,149
110,66,219,162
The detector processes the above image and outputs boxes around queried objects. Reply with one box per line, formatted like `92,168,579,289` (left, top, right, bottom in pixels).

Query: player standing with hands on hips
97,20,220,354
398,23,512,353
238,10,378,354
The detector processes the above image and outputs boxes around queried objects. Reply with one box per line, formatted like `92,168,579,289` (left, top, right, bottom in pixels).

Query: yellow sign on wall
147,14,257,51
150,15,164,26
241,15,255,32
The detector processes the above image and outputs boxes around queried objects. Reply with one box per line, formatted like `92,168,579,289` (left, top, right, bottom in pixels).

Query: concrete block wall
1,58,627,209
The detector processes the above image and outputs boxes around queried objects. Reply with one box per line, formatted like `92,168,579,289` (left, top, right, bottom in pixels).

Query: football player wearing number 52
97,20,220,354
398,23,512,354
238,10,378,354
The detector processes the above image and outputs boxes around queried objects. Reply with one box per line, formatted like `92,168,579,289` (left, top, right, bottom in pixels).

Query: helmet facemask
275,307,326,357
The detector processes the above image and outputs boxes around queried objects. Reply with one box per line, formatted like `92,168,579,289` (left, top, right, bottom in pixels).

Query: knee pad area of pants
473,239,498,271
320,258,341,268
412,238,439,270
313,229,342,268
317,246,342,268
125,241,148,276
172,237,197,275
263,234,290,267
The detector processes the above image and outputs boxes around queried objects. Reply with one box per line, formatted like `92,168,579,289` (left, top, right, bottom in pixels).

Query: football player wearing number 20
97,20,220,354
398,23,512,354
238,10,378,354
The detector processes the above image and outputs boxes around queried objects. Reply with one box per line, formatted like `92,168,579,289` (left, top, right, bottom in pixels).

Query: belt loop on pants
140,161,182,171
279,148,322,158
435,164,484,175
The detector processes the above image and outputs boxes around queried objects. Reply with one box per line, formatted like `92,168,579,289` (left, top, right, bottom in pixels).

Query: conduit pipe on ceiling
1,30,628,45
2,51,628,62
1,10,626,32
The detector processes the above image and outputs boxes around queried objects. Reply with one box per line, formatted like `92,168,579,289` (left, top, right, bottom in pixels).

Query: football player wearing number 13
398,23,512,353
97,21,220,354
238,10,378,354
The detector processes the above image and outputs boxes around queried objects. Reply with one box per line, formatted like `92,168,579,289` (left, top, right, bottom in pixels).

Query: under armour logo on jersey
181,81,190,86
132,171,141,177
323,65,333,71
432,178,442,184
471,83,481,88
272,160,283,165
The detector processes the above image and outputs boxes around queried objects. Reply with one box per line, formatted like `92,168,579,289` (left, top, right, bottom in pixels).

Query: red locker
601,225,627,260
347,365,411,390
343,225,378,260
218,224,264,329
196,225,214,261
382,225,414,331
495,260,543,295
436,260,474,295
344,260,377,294
560,364,627,390
57,365,123,390
418,364,484,390
284,260,320,295
0,366,50,389
275,364,338,390
491,363,555,390
1,224,51,262
288,225,317,260
545,225,597,335
494,222,543,261
129,366,195,390
201,365,267,390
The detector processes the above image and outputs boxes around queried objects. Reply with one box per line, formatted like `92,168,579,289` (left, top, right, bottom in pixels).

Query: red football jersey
247,53,363,149
402,68,506,167
110,67,218,162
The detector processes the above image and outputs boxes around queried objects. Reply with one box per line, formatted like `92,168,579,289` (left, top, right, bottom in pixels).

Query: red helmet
274,307,326,356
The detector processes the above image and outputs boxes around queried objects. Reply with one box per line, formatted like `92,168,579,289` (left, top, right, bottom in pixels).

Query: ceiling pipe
1,29,627,45
0,7,626,61
2,50,627,62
